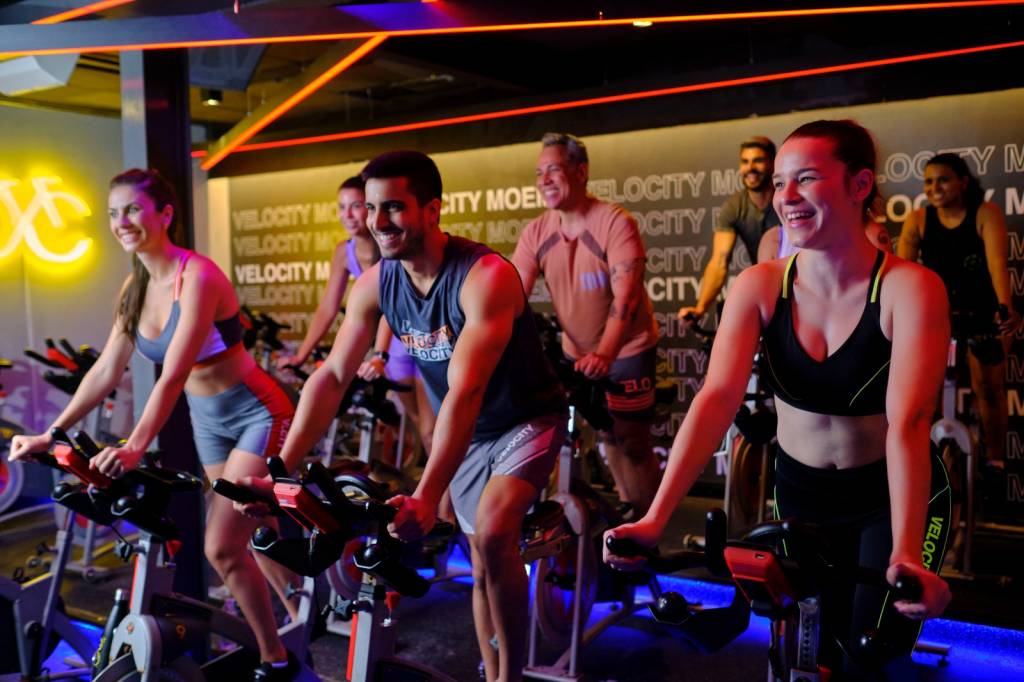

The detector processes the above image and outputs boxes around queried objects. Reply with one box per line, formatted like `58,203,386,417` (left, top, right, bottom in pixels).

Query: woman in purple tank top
275,176,436,460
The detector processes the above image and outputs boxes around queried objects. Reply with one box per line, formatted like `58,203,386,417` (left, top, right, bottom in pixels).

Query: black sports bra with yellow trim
761,249,891,416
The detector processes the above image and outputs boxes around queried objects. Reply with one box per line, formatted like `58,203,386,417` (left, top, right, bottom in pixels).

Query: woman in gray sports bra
10,169,301,677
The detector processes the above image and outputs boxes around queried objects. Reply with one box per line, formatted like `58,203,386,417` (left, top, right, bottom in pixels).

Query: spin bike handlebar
241,306,290,351
241,457,452,598
606,509,734,625
23,428,202,540
728,518,922,609
24,339,104,396
339,376,411,428
682,312,716,351
604,509,751,652
211,478,284,517
280,361,411,428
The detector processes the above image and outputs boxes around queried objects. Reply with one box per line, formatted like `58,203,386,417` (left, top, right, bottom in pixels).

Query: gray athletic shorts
185,367,294,467
450,411,567,535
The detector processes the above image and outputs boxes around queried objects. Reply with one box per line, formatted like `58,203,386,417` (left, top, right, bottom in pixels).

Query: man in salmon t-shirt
512,132,662,516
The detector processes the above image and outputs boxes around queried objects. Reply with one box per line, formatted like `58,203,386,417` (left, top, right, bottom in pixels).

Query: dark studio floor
2,493,1023,682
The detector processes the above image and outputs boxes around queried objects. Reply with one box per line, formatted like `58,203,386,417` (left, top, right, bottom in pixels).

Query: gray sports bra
135,253,244,365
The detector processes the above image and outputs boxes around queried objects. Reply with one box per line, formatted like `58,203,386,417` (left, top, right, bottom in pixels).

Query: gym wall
218,87,1023,509
0,105,133,436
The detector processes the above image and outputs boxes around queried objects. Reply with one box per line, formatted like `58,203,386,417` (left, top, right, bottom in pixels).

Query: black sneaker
253,651,300,682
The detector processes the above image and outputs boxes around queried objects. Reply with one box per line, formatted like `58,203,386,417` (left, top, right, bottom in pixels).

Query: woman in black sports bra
898,154,1020,471
606,120,952,678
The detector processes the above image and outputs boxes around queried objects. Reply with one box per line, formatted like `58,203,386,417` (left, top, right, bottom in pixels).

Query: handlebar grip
303,460,345,501
58,338,79,361
605,535,653,560
73,431,102,458
283,364,309,381
998,304,1009,322
428,520,455,541
893,575,922,602
212,479,282,515
704,508,729,577
364,500,397,523
45,340,79,371
266,455,290,481
50,426,72,446
26,349,63,369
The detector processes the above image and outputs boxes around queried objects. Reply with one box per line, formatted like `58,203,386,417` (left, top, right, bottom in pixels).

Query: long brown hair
111,169,181,341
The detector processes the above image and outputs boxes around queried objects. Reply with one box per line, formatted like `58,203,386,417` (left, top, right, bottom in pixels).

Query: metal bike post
963,445,975,575
568,519,585,678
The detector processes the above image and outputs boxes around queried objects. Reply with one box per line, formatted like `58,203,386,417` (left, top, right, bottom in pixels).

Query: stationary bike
23,340,126,581
219,457,458,682
522,359,683,681
933,307,1023,580
0,356,31,515
0,430,99,681
722,518,930,681
28,428,321,682
610,512,933,681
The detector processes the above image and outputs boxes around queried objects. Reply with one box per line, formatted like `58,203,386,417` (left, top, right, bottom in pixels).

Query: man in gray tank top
264,150,566,682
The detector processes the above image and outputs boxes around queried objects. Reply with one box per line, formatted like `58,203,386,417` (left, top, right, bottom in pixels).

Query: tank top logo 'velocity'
399,321,456,362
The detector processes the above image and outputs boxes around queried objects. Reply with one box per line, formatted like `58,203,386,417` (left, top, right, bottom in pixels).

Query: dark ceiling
0,1,1021,175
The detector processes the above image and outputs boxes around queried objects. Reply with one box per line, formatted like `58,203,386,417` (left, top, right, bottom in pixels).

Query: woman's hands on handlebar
357,356,387,381
231,474,277,518
602,519,663,572
8,432,53,461
886,560,951,620
89,441,145,478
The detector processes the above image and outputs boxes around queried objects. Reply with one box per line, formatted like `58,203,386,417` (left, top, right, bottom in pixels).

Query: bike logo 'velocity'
0,177,93,263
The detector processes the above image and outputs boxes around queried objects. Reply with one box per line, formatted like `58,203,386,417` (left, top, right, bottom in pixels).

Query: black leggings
774,446,952,679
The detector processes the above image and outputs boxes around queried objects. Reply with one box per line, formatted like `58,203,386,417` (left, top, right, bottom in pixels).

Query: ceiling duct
189,44,265,92
0,53,78,95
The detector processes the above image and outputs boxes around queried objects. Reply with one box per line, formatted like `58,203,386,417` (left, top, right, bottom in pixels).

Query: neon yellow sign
0,176,93,263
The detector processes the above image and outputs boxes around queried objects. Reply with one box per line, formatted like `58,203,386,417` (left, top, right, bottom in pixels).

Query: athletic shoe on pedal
253,652,300,681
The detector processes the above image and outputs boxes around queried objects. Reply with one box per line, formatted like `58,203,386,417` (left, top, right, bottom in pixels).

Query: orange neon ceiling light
6,1,1024,57
31,0,134,25
190,38,1024,159
200,35,387,170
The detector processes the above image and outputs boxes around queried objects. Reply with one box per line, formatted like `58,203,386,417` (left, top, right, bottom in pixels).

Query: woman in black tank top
606,120,953,676
897,154,1020,470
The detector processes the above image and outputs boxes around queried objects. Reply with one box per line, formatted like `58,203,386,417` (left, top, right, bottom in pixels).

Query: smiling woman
606,119,955,679
10,167,309,679
898,153,1022,470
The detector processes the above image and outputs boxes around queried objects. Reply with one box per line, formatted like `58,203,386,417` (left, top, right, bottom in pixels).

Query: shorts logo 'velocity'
399,321,455,362
0,177,93,263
